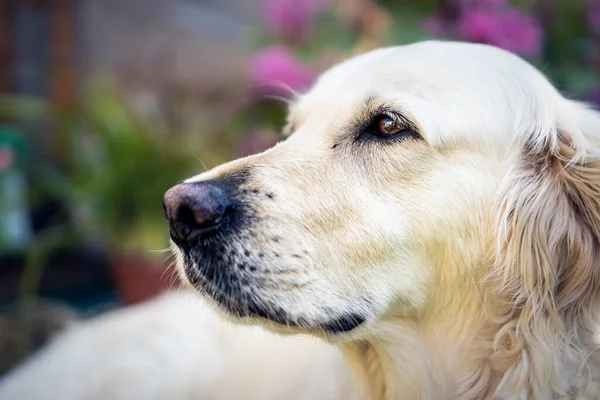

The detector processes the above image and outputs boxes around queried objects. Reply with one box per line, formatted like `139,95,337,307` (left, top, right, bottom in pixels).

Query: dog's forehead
297,42,519,109
288,41,553,149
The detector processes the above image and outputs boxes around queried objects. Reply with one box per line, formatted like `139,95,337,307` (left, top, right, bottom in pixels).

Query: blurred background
0,0,598,379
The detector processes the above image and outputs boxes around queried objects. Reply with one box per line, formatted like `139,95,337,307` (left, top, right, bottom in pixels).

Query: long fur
491,101,600,399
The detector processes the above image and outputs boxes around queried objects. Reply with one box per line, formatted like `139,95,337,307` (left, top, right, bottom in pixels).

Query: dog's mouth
178,251,366,334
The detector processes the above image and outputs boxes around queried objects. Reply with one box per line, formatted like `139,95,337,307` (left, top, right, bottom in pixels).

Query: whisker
195,156,209,172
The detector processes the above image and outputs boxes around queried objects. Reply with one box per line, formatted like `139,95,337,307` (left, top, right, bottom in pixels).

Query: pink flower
458,10,503,43
458,8,543,57
260,0,330,40
249,46,314,95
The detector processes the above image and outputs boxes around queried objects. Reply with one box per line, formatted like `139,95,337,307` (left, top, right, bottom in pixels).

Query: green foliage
0,82,200,255
64,82,197,253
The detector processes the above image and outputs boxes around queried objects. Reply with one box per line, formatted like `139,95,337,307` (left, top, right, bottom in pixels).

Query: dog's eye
368,114,415,139
377,116,403,136
355,112,419,143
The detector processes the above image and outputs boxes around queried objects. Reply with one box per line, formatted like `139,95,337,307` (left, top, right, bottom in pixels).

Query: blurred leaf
387,5,431,44
0,95,54,121
12,80,200,254
561,65,600,96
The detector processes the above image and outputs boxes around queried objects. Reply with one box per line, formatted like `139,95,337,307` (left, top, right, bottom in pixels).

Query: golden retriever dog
163,41,600,399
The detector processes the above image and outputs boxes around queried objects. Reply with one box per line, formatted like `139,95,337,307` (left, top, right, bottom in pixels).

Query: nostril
174,201,228,230
177,205,200,228
175,202,230,230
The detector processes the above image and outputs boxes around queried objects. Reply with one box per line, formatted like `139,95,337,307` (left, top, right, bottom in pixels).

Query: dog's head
165,42,600,366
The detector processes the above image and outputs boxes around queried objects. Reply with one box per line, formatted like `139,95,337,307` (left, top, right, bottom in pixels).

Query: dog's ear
492,100,600,398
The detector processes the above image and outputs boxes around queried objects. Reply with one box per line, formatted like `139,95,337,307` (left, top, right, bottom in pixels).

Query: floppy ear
492,100,600,398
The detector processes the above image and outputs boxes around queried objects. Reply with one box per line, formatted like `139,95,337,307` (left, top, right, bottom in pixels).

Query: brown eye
377,116,403,136
357,112,419,142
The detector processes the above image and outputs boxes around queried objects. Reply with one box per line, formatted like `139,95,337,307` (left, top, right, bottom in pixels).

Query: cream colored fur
176,41,600,399
0,290,360,400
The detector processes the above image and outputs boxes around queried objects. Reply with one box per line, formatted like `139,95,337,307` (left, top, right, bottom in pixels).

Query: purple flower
249,46,314,95
590,89,600,110
458,8,543,57
260,0,330,40
590,0,600,34
452,0,508,10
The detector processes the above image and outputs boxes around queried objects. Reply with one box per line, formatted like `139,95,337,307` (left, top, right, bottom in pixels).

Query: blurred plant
424,0,543,57
246,0,600,118
335,0,392,41
590,88,600,109
590,0,600,35
64,80,197,255
0,81,199,257
457,8,542,57
249,46,315,95
250,0,396,95
260,0,331,43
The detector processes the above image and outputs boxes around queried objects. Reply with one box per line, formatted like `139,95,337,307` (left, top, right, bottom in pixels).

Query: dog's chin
209,298,369,341
201,281,366,338
178,256,367,339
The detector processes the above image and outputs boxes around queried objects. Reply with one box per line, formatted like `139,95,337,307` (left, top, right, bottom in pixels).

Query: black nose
163,182,232,244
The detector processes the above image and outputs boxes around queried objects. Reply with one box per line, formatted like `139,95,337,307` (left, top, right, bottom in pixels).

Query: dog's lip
182,252,368,334
318,313,366,333
194,272,366,334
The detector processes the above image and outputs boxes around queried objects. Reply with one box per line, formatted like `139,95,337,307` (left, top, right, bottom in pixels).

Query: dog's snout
163,182,232,243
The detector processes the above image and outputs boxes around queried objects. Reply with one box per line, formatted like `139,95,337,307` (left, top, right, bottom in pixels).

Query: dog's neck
340,230,503,400
341,281,499,400
341,325,439,400
339,258,600,399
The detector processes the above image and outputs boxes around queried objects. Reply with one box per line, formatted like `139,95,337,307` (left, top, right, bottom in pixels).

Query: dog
163,40,600,399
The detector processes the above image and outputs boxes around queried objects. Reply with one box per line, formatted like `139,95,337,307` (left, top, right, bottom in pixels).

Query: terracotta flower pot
110,253,177,305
